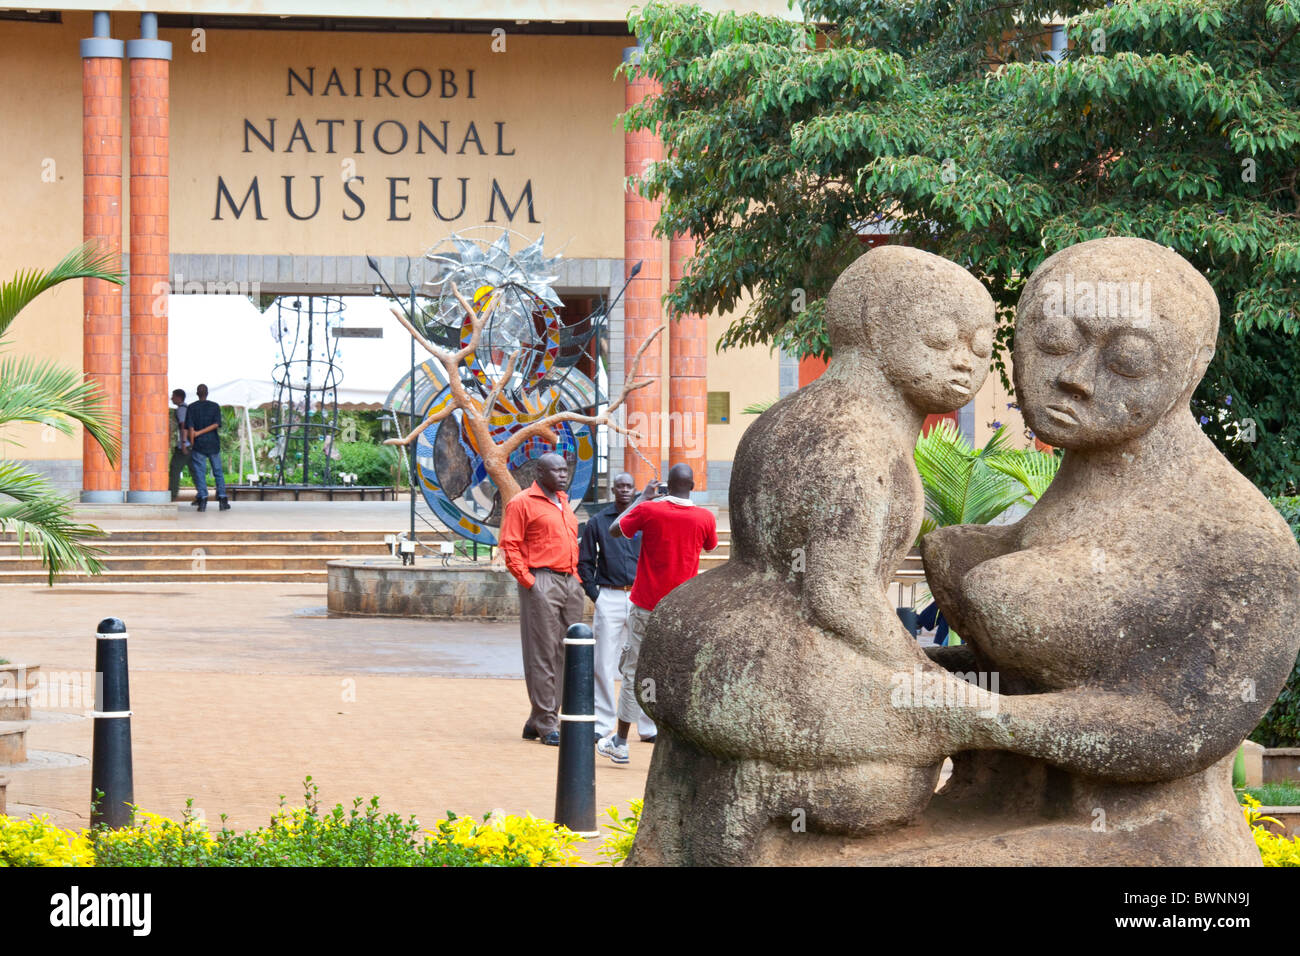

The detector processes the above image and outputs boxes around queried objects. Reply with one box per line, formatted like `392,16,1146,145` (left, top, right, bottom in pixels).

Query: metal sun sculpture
379,228,660,545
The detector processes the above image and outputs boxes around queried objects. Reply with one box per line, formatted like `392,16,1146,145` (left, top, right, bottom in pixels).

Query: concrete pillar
667,235,707,489
80,12,125,503
125,14,171,502
622,46,663,486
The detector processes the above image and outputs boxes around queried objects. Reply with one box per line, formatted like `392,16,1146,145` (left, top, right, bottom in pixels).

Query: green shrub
1273,496,1300,538
597,799,641,865
335,442,402,486
1240,782,1300,807
1252,499,1300,748
6,779,583,867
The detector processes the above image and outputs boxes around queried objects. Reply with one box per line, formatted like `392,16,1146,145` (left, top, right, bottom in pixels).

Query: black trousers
169,449,194,500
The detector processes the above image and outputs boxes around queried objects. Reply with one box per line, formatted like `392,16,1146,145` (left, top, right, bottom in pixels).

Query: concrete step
0,528,428,543
0,569,327,585
0,722,26,766
0,540,390,557
0,554,368,572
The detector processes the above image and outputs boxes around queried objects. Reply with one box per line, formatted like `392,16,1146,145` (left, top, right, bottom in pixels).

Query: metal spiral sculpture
269,294,346,486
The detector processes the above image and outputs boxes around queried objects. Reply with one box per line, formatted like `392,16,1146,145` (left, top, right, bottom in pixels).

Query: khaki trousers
618,603,654,725
593,589,656,739
518,569,586,736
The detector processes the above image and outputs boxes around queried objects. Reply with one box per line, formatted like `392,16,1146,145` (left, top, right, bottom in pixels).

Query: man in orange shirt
498,452,585,746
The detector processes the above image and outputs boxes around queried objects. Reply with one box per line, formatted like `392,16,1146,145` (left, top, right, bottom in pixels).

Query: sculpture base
327,559,520,619
629,736,1260,867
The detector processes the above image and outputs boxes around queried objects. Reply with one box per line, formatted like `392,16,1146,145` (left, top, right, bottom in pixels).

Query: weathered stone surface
630,246,998,865
629,238,1299,866
912,238,1299,865
327,560,521,619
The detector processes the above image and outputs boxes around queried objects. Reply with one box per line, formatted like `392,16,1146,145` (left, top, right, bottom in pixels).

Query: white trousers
593,588,656,738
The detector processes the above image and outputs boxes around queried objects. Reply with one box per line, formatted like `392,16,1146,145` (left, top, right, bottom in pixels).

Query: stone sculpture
628,237,1300,866
628,245,1001,865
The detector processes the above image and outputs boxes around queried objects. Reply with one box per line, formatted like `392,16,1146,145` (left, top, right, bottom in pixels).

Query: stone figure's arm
971,688,1226,783
920,523,1017,638
924,643,977,672
966,545,1298,782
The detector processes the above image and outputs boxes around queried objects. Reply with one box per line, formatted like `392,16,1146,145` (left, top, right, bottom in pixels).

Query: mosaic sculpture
381,229,661,543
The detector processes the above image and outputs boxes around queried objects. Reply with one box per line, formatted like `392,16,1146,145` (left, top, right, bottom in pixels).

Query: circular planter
327,558,521,619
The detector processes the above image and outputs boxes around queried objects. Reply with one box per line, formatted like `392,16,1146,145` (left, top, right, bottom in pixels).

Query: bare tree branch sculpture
385,281,665,504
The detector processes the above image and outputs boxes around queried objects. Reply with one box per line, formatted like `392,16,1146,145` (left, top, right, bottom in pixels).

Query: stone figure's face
1014,275,1199,450
877,299,995,414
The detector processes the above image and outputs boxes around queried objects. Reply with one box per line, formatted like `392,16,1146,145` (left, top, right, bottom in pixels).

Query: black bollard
554,622,598,836
90,617,134,829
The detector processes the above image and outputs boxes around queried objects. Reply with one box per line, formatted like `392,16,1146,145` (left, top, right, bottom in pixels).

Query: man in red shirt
498,453,585,747
598,463,718,764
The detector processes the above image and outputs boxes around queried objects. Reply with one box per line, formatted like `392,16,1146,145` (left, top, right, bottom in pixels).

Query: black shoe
218,496,231,511
190,498,200,507
522,723,539,740
641,735,657,743
196,498,207,512
539,731,560,746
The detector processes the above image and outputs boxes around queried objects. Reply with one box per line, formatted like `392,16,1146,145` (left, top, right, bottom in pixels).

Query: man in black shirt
578,472,655,743
185,383,231,512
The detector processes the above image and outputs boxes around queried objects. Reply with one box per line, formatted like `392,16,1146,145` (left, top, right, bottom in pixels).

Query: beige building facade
1,2,1023,508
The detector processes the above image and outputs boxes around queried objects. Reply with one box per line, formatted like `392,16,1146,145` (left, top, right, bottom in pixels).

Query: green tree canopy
624,0,1300,493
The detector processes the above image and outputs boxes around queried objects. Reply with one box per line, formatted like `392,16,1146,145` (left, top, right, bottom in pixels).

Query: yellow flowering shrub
597,799,642,865
430,810,584,867
0,815,94,867
2,794,585,867
1241,795,1300,867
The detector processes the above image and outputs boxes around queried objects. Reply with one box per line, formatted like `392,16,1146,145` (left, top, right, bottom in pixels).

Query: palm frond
0,461,107,584
914,421,1060,537
0,354,120,464
0,242,123,340
914,419,976,527
986,448,1062,501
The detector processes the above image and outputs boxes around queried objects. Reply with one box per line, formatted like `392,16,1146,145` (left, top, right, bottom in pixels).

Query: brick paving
1,581,650,862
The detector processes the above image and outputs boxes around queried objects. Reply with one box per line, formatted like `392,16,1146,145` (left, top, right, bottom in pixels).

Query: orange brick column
80,15,125,502
126,16,172,502
668,235,707,489
622,47,664,486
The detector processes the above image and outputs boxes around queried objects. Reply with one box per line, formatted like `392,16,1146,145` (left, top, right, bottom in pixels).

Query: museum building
0,1,1020,507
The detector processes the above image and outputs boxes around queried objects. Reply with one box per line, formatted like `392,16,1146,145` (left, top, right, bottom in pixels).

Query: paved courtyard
2,581,652,862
